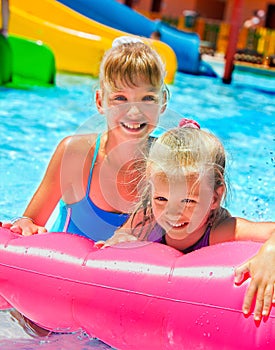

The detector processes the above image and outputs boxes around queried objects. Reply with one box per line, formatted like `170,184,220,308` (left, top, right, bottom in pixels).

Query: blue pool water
0,68,274,349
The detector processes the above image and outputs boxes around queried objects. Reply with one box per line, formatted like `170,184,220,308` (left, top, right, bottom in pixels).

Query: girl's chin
165,226,200,241
165,231,190,242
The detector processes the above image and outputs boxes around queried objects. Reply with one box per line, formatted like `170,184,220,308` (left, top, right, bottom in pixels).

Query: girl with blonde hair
4,37,168,239
104,124,275,322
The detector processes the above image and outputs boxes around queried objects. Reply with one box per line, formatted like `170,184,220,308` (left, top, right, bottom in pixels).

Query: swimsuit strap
182,224,212,254
86,134,101,198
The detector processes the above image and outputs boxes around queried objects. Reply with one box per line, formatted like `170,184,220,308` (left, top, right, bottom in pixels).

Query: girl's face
151,173,219,243
96,79,165,140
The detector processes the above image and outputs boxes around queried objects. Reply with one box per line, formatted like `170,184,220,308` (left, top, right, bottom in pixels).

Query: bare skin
4,81,164,236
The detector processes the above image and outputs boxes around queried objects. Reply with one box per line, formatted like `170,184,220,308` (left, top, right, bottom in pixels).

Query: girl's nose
126,105,142,117
166,201,184,217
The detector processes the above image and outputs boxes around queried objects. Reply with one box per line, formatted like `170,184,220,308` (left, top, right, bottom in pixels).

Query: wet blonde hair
99,40,166,94
132,127,230,237
148,127,226,181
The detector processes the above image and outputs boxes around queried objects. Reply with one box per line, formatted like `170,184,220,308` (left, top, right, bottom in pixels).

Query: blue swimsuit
51,134,129,241
147,223,211,254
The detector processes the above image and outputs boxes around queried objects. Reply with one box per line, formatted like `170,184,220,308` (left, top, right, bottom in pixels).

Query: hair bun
112,36,143,48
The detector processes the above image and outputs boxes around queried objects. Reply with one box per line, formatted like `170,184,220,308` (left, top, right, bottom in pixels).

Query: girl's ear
160,90,168,114
96,90,104,114
210,185,225,210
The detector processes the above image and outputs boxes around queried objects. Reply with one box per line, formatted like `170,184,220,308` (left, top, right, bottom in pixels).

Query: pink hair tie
179,118,200,129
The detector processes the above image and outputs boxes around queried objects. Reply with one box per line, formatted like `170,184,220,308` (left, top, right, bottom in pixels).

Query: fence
179,16,275,64
142,11,275,65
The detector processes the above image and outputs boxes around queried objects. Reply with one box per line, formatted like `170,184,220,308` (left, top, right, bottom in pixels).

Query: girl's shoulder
54,133,100,202
50,134,99,171
210,208,236,244
58,133,99,155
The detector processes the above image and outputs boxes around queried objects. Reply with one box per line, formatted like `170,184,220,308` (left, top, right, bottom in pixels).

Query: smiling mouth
170,222,188,229
121,122,147,131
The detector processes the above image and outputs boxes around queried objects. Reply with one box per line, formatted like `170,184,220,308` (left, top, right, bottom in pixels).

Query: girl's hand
95,231,138,249
234,241,275,321
2,218,47,236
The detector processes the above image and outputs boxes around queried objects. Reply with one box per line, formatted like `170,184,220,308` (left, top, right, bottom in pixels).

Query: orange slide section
9,0,177,83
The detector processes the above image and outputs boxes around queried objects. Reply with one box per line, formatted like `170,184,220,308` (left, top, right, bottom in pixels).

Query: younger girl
104,125,275,321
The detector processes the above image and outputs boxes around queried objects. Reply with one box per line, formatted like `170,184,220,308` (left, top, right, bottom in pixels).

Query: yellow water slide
9,0,177,83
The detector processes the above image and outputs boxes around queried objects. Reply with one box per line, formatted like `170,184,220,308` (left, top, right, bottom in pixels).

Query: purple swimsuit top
147,223,211,254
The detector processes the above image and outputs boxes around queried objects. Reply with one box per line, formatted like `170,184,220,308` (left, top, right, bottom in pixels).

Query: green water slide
0,35,56,88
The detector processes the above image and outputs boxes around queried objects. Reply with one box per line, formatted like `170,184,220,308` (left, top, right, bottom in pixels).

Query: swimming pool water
0,69,274,349
1,70,274,222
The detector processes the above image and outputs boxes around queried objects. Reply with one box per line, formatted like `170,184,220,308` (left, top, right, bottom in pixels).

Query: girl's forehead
151,172,200,189
152,171,199,183
151,173,213,198
112,79,160,92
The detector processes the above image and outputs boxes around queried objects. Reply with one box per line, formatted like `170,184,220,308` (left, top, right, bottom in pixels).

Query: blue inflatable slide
57,0,217,77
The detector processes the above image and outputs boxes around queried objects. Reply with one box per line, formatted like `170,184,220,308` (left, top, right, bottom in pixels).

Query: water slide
0,33,55,87
57,0,217,77
8,0,177,84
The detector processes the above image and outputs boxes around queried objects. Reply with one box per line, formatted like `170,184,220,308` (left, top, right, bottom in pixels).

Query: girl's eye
142,95,159,103
154,196,168,202
113,95,127,102
182,199,196,204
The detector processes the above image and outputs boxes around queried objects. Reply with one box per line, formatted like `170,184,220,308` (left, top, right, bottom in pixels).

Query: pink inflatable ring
0,227,274,349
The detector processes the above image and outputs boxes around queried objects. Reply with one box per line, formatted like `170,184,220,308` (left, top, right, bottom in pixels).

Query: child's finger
2,222,12,229
94,240,107,249
21,226,39,236
241,279,258,316
253,285,265,320
21,230,35,236
234,262,250,284
10,225,23,234
37,227,47,234
261,283,274,317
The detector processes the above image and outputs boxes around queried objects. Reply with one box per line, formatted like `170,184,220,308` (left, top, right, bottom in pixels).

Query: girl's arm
235,236,275,321
234,218,275,242
211,216,275,243
4,134,95,236
95,210,151,248
234,219,275,321
212,217,275,320
3,138,67,235
95,214,138,248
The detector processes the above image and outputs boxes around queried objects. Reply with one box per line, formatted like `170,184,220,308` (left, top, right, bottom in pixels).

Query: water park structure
1,0,220,87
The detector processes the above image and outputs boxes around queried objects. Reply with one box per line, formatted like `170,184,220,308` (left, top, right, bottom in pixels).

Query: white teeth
123,123,142,129
171,223,186,228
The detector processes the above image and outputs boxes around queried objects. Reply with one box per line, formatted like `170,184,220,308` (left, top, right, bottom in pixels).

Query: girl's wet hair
131,127,229,237
148,127,226,182
99,40,167,92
